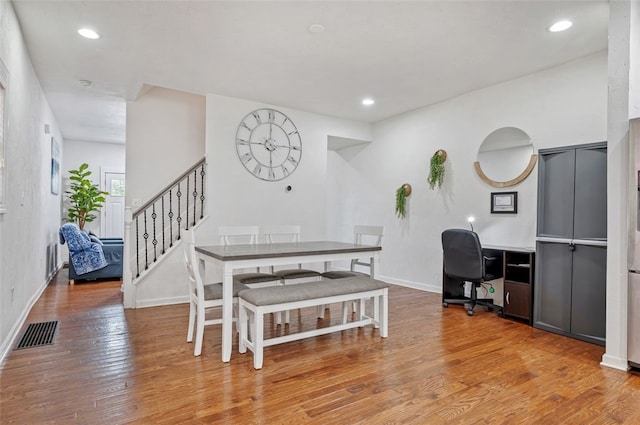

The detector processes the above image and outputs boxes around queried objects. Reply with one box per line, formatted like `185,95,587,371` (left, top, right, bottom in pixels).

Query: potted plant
395,183,412,219
65,163,109,230
428,149,447,190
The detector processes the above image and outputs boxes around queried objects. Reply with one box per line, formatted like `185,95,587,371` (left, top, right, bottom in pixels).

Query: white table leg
371,254,379,279
222,264,234,362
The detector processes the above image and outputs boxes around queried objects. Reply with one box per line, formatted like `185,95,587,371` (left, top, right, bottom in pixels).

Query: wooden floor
1,271,640,424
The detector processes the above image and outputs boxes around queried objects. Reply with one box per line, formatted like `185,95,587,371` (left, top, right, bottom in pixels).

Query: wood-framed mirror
474,127,537,188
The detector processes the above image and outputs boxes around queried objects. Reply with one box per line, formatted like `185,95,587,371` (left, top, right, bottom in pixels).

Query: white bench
238,276,389,369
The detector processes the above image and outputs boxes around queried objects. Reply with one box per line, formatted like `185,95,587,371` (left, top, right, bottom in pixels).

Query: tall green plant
65,163,108,230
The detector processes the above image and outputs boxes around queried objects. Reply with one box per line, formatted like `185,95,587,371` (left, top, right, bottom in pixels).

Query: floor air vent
15,321,59,350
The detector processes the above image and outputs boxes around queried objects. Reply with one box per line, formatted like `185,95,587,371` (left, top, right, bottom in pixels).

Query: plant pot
434,149,447,162
401,183,412,197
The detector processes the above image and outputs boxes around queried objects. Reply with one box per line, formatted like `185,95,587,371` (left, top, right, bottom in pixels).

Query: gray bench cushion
238,276,388,306
273,269,321,279
321,270,367,279
203,282,248,300
233,272,279,285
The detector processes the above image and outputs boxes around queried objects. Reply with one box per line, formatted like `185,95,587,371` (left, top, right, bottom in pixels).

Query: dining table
195,240,382,362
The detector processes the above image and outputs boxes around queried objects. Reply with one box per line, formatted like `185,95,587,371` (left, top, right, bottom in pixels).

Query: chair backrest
262,225,301,244
441,228,483,282
354,225,384,246
219,226,260,245
262,225,303,270
183,229,204,302
352,225,384,269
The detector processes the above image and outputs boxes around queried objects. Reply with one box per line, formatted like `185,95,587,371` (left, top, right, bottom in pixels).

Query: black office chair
441,229,499,316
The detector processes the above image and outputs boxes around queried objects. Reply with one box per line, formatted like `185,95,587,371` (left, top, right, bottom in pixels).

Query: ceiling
11,1,609,145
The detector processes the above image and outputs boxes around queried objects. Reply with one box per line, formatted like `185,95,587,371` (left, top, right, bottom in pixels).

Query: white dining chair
183,229,248,356
262,225,323,322
218,226,281,288
321,225,384,314
321,225,384,279
262,225,322,284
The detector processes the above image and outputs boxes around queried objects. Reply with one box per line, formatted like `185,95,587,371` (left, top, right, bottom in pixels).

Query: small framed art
491,191,517,214
50,137,60,195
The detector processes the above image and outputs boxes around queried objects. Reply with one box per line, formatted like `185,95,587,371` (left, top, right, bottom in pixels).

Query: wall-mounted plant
395,183,412,219
428,149,447,190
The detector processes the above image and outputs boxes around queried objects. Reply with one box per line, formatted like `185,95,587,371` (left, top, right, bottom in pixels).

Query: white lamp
467,216,475,232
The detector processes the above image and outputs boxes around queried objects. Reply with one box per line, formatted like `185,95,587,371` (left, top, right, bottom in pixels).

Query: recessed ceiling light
308,24,325,33
78,28,100,39
549,20,573,32
362,98,375,106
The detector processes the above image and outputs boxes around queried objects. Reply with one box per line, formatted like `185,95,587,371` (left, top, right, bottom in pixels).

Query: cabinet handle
506,292,510,304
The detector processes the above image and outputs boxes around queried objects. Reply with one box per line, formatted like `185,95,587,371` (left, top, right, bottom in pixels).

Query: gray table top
195,240,381,261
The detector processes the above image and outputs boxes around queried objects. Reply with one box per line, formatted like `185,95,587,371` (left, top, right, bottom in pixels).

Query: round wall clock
235,108,302,181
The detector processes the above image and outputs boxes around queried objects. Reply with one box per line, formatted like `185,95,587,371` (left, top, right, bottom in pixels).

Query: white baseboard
0,264,61,363
378,274,441,293
136,295,189,309
600,353,630,371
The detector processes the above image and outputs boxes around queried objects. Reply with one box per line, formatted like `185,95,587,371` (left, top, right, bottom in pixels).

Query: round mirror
474,127,537,188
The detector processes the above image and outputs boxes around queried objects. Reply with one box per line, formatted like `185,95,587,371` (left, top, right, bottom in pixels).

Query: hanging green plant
395,183,412,219
428,149,447,190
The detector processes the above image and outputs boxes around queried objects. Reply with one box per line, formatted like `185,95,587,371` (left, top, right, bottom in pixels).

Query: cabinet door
574,146,607,240
537,149,576,239
504,282,531,321
534,241,573,334
570,244,607,345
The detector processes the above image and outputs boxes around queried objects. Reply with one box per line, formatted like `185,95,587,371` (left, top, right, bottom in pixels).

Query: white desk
482,244,535,253
195,241,381,362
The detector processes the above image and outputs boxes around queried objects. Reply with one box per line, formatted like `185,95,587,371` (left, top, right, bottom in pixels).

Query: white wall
630,0,640,120
601,0,635,371
62,139,125,235
125,86,206,306
327,52,608,293
199,94,372,244
0,1,64,358
126,86,206,206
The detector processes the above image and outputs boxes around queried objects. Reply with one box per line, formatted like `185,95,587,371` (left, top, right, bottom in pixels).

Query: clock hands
236,108,302,182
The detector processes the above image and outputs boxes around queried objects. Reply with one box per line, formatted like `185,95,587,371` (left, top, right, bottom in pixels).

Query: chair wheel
467,309,474,316
443,302,448,308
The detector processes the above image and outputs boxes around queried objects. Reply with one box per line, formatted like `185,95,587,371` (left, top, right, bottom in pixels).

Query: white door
102,171,125,238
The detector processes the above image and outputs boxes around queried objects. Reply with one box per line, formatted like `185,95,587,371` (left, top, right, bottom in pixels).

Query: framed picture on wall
491,191,517,214
50,137,60,195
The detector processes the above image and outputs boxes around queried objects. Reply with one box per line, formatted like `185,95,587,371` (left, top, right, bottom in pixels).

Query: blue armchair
59,223,124,282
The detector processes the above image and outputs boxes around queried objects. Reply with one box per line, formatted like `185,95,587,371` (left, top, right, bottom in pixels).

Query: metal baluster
151,202,158,262
176,183,182,240
192,169,197,226
185,176,190,230
143,210,149,270
161,195,166,254
200,163,205,219
168,189,174,248
135,216,140,278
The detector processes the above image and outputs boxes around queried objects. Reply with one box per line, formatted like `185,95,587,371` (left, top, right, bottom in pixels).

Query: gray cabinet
534,143,607,346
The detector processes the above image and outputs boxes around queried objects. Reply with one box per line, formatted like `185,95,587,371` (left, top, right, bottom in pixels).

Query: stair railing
122,158,206,307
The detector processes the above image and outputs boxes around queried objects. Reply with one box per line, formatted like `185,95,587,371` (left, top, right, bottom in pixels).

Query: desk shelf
503,251,535,324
